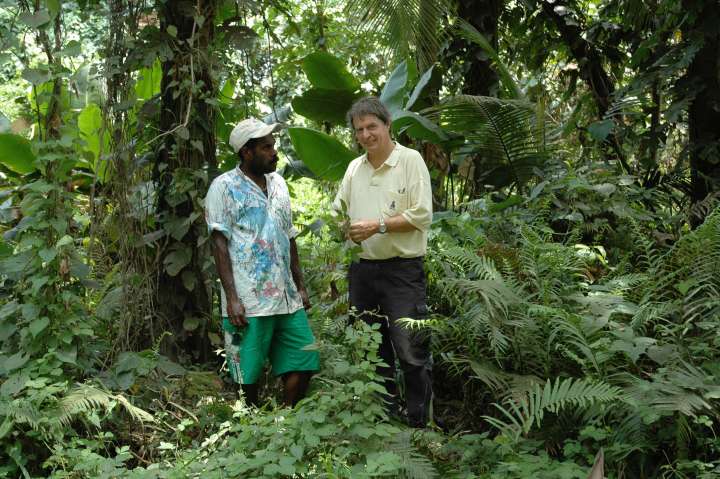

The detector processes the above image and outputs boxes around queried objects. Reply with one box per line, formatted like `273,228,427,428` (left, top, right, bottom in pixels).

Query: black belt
358,256,423,264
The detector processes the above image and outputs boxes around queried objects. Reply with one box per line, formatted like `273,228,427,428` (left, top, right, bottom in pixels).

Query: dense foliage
1,0,719,477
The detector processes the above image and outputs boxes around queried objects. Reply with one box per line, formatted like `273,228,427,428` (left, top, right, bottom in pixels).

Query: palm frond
346,0,451,71
427,95,550,190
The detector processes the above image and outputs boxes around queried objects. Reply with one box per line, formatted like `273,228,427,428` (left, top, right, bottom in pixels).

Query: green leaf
182,270,197,291
379,61,409,115
58,40,82,57
292,88,359,125
4,352,29,372
0,418,13,440
392,110,448,144
183,316,201,331
157,356,186,376
78,103,105,168
54,346,77,365
0,372,29,396
0,322,17,342
46,0,61,19
591,183,617,196
164,246,192,276
301,51,360,91
22,303,40,321
588,119,614,141
167,25,178,37
29,317,50,337
288,127,357,181
0,133,37,174
56,234,74,248
19,10,51,28
38,247,57,263
135,60,162,101
22,67,51,85
0,301,19,320
0,250,37,280
406,66,435,110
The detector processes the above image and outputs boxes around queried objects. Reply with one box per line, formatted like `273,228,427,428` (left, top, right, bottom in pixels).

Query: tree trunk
155,0,218,360
684,0,720,225
540,0,629,171
456,0,502,97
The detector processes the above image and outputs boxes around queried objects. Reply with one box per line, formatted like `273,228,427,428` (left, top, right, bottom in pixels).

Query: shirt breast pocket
383,189,409,217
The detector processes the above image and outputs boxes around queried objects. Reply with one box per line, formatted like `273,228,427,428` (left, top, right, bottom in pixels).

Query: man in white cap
205,118,319,407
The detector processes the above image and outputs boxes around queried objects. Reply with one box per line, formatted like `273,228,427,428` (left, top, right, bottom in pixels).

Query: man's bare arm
290,238,311,309
210,230,247,327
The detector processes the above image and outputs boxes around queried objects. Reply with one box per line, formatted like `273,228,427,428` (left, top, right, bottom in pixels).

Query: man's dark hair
346,96,392,128
238,137,262,162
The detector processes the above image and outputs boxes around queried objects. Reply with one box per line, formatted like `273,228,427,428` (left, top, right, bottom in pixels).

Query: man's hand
226,296,248,327
299,287,312,310
348,219,380,243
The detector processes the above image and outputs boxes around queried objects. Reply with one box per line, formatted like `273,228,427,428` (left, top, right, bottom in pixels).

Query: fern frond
57,384,154,427
389,431,439,479
485,377,622,439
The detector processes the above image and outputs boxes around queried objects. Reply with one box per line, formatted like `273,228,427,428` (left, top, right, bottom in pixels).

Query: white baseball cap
228,118,285,153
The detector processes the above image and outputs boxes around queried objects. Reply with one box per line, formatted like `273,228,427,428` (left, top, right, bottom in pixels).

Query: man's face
352,114,392,154
242,134,279,175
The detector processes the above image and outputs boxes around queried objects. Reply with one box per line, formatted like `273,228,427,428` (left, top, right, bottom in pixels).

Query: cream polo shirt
334,143,433,260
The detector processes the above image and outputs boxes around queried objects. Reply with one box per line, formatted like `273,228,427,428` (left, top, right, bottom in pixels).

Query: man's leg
379,258,433,427
282,371,312,407
242,384,259,406
270,309,320,407
223,317,272,406
349,261,399,414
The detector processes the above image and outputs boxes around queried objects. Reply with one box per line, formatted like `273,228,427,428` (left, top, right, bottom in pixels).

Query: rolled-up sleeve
205,180,231,239
401,153,433,231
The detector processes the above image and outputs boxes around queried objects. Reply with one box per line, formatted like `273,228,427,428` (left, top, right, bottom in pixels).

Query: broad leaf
19,10,51,28
392,110,448,144
301,51,360,92
164,246,192,276
406,66,435,110
288,127,357,181
379,61,409,115
588,119,614,141
78,103,110,180
135,60,162,101
0,133,37,174
292,88,360,125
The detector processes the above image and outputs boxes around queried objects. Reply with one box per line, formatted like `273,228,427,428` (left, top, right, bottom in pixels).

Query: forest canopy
0,0,719,477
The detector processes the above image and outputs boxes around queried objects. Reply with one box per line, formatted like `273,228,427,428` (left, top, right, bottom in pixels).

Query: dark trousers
348,257,432,426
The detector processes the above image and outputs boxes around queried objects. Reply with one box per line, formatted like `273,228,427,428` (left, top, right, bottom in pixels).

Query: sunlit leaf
301,51,360,92
288,127,357,181
0,133,36,174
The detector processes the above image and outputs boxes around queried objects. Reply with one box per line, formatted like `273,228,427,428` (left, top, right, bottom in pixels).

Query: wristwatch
378,216,387,234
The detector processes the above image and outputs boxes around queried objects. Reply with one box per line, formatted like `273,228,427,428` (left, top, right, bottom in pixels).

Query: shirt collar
362,142,400,168
234,166,273,196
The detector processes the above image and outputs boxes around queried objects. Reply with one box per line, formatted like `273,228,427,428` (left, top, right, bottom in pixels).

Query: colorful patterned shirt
205,167,303,317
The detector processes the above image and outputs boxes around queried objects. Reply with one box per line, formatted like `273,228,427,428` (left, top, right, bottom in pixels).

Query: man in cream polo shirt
334,96,433,427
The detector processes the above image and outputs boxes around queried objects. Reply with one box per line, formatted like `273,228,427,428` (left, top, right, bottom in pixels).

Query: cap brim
249,122,285,139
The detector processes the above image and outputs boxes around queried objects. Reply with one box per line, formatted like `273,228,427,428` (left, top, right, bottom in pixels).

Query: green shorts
222,308,320,385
